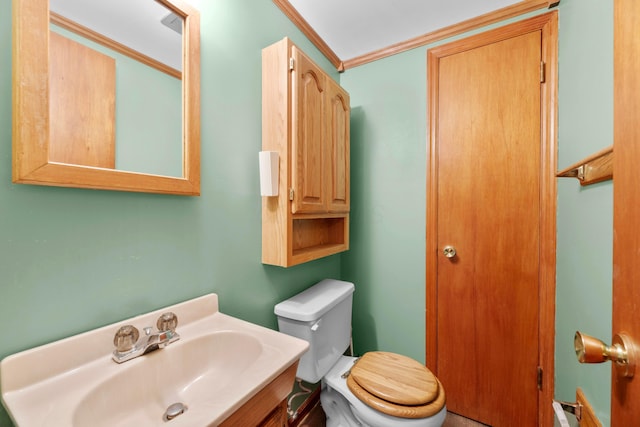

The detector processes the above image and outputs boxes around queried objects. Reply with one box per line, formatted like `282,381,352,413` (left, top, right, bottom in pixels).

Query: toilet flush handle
311,320,321,332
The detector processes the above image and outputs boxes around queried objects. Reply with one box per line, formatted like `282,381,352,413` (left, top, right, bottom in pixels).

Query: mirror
49,0,184,178
12,0,200,195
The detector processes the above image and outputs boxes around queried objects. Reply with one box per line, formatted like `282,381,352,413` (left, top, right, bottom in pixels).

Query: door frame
612,0,640,424
425,12,558,426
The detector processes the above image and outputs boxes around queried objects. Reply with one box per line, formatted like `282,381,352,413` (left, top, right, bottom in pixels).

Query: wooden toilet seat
346,351,446,419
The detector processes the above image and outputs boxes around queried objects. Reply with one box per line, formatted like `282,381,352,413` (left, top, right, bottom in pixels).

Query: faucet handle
157,312,178,332
114,325,140,353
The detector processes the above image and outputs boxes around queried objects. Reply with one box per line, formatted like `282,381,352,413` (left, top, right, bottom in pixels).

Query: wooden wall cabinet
262,38,350,267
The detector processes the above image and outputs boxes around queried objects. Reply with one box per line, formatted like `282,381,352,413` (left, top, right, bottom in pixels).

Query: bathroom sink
74,331,263,426
0,294,309,427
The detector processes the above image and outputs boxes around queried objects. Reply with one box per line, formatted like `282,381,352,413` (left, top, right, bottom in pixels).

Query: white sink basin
73,332,263,427
0,294,309,427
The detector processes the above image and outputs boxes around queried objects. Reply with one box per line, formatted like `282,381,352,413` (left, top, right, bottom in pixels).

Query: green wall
555,0,613,425
0,1,340,425
341,0,613,425
0,0,615,426
341,46,428,361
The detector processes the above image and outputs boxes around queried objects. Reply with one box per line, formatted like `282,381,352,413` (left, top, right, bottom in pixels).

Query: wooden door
325,79,350,213
612,0,640,424
291,46,326,214
427,13,557,427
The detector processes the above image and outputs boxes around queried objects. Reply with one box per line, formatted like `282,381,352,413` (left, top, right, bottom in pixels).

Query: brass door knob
574,331,636,378
443,246,457,258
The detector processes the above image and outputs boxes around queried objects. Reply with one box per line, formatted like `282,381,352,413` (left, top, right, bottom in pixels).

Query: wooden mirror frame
12,0,200,195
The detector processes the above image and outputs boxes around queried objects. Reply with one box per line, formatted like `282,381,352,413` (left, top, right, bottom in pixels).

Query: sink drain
163,402,188,422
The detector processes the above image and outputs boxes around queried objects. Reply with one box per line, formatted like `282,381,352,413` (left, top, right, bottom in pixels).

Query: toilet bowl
322,355,447,427
275,279,446,427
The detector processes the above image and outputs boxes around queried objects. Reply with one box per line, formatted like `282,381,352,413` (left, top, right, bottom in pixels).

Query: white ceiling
287,0,522,60
50,0,527,69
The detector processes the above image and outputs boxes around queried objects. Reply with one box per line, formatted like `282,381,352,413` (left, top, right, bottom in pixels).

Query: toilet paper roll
552,401,571,427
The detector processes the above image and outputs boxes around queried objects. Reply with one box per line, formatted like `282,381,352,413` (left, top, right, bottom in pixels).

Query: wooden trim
276,1,557,71
50,12,181,79
426,11,557,426
12,0,50,183
577,388,603,427
179,0,202,194
272,0,344,71
345,0,554,69
422,11,557,59
425,43,439,386
538,11,559,427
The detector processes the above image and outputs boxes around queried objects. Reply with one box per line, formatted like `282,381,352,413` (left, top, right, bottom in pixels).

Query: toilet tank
274,279,355,383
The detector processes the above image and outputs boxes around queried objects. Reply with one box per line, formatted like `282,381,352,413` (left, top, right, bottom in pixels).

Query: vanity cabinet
262,37,350,267
219,363,296,427
258,400,288,426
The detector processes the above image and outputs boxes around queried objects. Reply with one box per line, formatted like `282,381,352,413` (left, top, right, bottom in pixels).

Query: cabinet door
326,80,350,213
291,46,326,214
258,400,288,427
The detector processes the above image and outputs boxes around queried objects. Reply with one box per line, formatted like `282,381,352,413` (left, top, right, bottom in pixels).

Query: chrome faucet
112,312,180,363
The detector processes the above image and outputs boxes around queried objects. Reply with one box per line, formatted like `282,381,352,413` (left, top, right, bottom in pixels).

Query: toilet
275,279,446,427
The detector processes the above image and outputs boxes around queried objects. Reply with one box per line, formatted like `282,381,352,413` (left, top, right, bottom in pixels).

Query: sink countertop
0,294,309,427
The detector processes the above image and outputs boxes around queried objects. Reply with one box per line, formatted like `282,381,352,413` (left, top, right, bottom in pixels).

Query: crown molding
274,0,558,72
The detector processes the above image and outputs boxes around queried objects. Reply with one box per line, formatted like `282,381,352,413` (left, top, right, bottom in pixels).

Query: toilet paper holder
555,400,582,422
555,388,602,427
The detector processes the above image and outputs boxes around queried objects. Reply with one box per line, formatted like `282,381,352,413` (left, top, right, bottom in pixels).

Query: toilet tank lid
274,279,355,322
